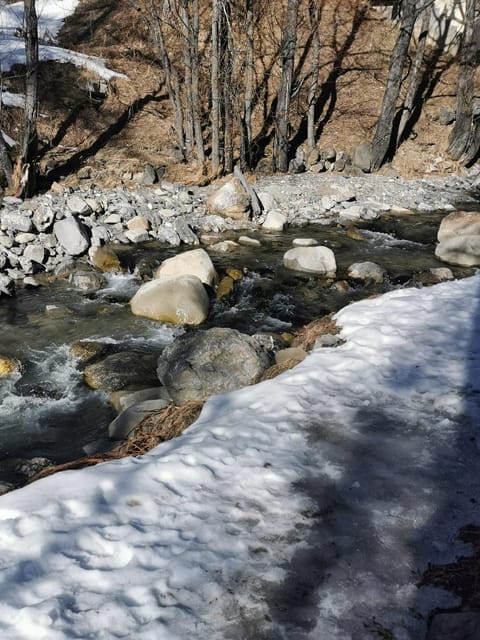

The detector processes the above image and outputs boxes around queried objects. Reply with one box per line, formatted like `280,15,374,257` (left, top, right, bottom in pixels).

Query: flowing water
0,211,474,482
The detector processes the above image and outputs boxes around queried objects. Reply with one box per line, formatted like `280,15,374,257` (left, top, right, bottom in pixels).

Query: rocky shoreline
1,169,479,294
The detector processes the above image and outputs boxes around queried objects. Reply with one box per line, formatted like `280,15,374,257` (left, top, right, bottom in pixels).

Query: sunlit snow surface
0,0,125,80
1,276,480,639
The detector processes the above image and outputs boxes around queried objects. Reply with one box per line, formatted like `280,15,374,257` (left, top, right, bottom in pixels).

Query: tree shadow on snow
239,275,480,639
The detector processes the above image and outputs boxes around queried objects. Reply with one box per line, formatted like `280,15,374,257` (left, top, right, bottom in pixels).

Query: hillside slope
2,0,466,188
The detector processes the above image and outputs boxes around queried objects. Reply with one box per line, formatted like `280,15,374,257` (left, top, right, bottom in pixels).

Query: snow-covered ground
0,0,124,81
0,275,479,639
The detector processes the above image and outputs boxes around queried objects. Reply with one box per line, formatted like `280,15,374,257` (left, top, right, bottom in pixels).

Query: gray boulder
283,246,337,276
437,211,480,242
54,217,90,256
157,327,271,403
352,142,372,173
435,235,480,266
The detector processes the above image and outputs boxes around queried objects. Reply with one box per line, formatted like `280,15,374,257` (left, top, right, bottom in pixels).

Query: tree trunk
307,0,321,151
211,0,221,174
0,132,13,187
190,0,205,163
396,2,432,146
179,1,195,157
274,0,299,172
242,0,254,168
370,0,418,171
20,0,38,195
448,0,479,165
147,0,186,160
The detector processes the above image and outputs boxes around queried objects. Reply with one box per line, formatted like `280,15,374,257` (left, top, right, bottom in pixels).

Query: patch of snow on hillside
0,0,125,82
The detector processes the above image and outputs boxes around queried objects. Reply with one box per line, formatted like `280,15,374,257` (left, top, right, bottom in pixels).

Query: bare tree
307,0,321,151
370,0,419,171
396,1,433,145
211,0,221,174
16,0,39,195
274,0,299,172
448,0,480,165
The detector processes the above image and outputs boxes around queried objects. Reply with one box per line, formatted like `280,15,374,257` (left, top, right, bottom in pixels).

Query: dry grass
292,313,342,351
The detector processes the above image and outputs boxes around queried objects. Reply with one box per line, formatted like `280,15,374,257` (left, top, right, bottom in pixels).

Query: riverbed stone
238,235,261,247
1,212,33,233
209,240,239,253
130,274,210,325
257,191,278,212
437,211,480,242
262,210,287,231
157,327,271,403
275,347,307,365
127,216,150,231
206,177,250,220
216,275,235,299
435,235,480,266
155,248,217,286
352,142,372,173
292,238,318,247
69,270,106,290
69,340,109,365
125,228,150,243
54,217,90,256
67,195,91,215
347,261,387,283
110,386,171,414
108,398,170,440
283,246,337,276
84,351,160,392
88,245,122,272
32,207,55,233
23,244,46,265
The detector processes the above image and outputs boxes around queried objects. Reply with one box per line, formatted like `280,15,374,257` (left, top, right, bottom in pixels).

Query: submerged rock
84,351,160,392
347,261,387,283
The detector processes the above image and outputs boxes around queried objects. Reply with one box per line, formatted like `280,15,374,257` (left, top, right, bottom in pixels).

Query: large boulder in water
157,327,271,403
130,275,210,325
154,248,217,286
437,211,480,242
283,246,337,276
436,211,480,266
435,236,480,267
